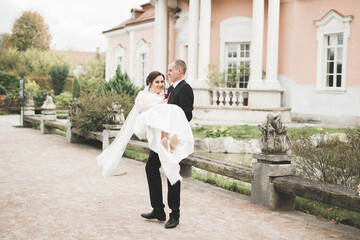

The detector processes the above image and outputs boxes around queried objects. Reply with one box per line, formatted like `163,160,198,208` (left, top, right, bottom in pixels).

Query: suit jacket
167,80,194,122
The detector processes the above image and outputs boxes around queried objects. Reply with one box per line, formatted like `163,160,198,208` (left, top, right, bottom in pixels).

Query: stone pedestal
40,110,56,134
251,153,296,210
24,106,35,116
102,124,122,150
66,121,84,143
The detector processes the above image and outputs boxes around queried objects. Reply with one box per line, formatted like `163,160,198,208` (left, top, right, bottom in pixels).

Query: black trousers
145,150,180,219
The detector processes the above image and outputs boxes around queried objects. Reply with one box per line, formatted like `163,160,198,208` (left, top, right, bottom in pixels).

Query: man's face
167,62,181,84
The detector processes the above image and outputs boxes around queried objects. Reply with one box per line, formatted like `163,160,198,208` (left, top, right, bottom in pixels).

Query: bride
96,71,194,185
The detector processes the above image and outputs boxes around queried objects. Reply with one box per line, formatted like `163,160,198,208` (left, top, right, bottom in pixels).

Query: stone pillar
102,124,122,150
265,0,281,89
187,0,199,82
251,153,296,210
196,0,211,87
247,0,283,108
66,121,84,143
153,0,168,75
40,96,56,134
247,0,264,89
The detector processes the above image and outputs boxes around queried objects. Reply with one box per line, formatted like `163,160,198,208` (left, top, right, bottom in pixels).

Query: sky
0,0,149,52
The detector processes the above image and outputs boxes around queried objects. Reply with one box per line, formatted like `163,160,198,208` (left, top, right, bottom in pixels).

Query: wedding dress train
96,89,194,185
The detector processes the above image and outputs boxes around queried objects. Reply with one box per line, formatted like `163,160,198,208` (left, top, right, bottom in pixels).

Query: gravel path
1,115,359,240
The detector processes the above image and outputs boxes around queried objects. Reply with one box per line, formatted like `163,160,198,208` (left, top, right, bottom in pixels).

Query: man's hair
173,59,187,75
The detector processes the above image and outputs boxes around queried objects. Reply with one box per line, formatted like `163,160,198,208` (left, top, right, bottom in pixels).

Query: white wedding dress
96,88,194,185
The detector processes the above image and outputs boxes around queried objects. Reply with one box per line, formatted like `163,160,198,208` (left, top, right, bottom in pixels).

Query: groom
141,59,194,229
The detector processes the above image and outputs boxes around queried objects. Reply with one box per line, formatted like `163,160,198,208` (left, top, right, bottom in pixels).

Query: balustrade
211,88,248,107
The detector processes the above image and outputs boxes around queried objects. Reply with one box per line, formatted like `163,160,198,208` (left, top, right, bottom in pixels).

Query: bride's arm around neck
135,90,164,113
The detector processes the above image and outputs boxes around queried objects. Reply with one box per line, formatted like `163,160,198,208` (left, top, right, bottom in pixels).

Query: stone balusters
210,88,248,107
251,113,296,210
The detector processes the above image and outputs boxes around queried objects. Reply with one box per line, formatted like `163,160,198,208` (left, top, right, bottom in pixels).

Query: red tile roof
54,50,104,66
103,3,154,34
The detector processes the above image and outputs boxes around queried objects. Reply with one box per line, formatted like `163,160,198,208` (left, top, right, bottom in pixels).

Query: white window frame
315,10,352,93
136,39,150,86
220,17,252,88
115,44,125,72
225,42,251,88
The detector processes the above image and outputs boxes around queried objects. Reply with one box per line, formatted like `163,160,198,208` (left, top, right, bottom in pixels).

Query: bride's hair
146,71,165,92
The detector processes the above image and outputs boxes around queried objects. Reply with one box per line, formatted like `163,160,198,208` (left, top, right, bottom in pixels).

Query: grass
192,168,252,196
0,110,10,115
192,125,349,140
56,110,68,114
124,149,149,163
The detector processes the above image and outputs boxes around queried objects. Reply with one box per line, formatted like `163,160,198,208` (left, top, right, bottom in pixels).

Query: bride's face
150,75,165,94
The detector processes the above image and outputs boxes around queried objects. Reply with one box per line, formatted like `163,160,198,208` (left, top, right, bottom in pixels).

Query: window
225,43,250,88
117,56,123,70
139,53,147,85
315,10,352,92
325,34,343,88
136,39,150,86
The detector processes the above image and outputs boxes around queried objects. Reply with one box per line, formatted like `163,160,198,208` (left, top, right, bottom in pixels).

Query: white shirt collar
172,78,185,89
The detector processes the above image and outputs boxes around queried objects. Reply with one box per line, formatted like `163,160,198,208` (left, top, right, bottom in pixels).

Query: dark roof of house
103,3,154,34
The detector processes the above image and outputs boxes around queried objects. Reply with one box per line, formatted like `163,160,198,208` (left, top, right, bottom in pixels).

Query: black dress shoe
141,210,166,221
165,217,179,229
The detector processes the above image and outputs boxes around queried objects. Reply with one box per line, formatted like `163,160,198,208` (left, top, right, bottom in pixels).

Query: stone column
265,0,281,89
102,124,122,150
40,96,56,134
247,0,264,89
187,0,199,82
197,0,211,86
153,0,168,75
251,153,296,210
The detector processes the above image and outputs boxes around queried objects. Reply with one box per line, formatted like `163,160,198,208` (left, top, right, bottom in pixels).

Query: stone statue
106,102,125,125
258,114,291,153
41,95,56,110
69,98,81,117
24,90,34,107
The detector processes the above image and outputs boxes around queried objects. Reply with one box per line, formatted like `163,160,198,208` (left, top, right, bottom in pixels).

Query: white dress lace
96,88,194,185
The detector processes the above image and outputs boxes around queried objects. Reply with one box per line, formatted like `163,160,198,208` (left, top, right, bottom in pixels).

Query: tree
49,64,69,95
72,76,81,99
77,51,105,95
9,11,52,51
100,65,141,98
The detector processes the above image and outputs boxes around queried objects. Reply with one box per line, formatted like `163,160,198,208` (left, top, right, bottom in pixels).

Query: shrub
54,91,72,107
0,71,19,92
49,64,69,95
99,66,141,98
0,85,7,95
205,127,231,138
70,92,134,133
72,76,81,99
291,127,360,188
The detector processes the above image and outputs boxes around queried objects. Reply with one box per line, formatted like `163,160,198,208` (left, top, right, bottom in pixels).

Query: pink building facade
103,0,360,126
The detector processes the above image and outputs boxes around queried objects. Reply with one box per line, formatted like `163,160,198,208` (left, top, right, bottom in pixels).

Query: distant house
55,49,104,76
103,0,360,126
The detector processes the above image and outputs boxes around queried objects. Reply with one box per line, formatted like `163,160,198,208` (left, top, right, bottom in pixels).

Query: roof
54,50,104,66
103,2,154,34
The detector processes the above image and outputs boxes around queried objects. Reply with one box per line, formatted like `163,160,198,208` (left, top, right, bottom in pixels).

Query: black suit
145,80,194,219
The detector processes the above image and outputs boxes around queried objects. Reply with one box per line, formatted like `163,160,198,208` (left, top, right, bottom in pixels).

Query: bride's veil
96,97,141,177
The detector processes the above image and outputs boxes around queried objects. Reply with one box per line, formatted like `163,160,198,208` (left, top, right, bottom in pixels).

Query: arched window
315,10,353,93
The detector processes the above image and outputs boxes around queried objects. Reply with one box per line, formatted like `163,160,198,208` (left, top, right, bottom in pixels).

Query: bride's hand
160,99,168,104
